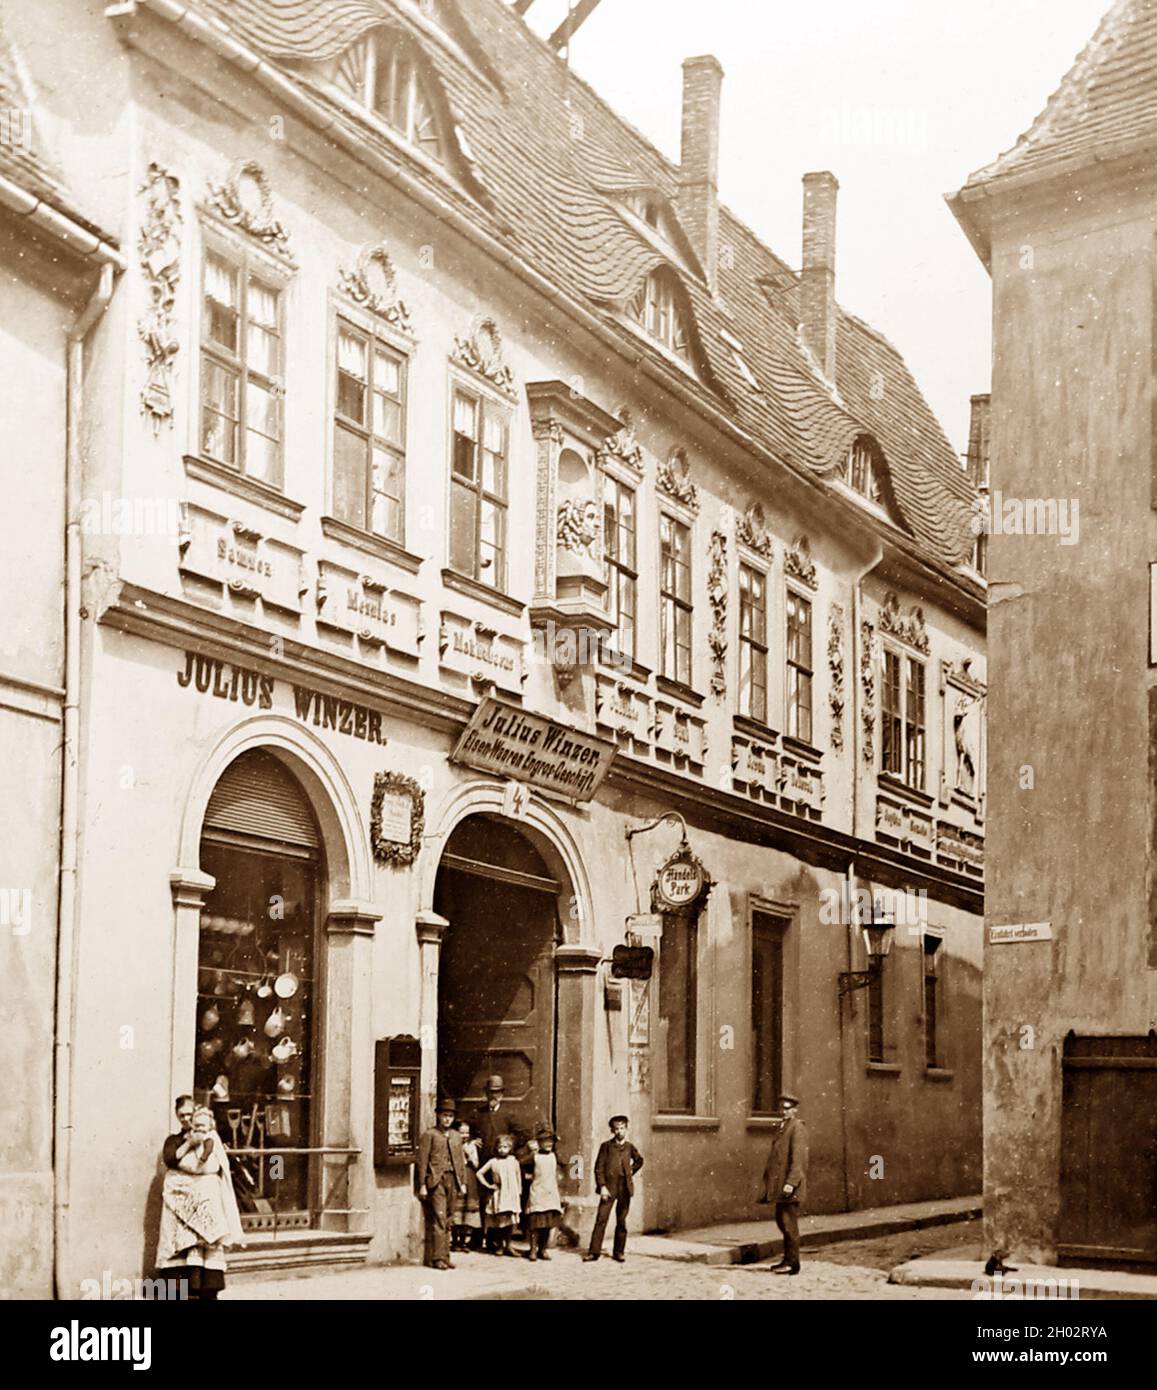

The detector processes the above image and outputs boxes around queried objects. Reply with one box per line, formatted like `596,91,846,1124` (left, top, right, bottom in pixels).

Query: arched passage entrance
434,815,560,1131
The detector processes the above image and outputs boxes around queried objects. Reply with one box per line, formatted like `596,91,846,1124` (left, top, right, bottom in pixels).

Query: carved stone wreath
785,534,818,589
371,771,425,868
657,447,698,511
736,501,772,558
828,602,845,752
138,162,183,431
206,159,292,258
452,315,516,395
707,529,728,700
338,242,412,332
597,407,645,474
878,591,930,654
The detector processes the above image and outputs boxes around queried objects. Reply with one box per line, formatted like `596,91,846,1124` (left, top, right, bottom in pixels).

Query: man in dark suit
760,1092,808,1275
583,1115,644,1263
417,1098,468,1271
472,1073,526,1162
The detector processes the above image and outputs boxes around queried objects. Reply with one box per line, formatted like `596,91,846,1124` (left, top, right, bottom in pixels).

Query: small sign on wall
989,921,1053,944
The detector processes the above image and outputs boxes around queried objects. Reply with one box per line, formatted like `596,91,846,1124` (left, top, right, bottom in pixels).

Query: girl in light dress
475,1133,522,1256
523,1126,563,1262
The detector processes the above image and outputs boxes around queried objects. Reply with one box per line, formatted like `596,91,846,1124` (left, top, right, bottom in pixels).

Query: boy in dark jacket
583,1115,644,1263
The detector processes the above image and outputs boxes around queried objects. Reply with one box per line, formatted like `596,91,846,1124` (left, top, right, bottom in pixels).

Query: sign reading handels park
450,697,616,802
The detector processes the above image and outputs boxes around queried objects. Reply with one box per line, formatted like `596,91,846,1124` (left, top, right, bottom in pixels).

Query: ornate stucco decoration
557,496,601,560
707,529,728,700
206,159,292,258
338,242,412,332
784,534,818,589
879,591,930,654
138,162,183,431
861,620,876,764
736,501,773,558
452,315,516,396
657,447,698,511
597,407,644,474
828,602,845,752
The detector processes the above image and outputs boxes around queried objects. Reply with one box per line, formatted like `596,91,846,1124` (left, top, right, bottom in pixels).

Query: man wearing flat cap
417,1098,468,1270
760,1092,808,1275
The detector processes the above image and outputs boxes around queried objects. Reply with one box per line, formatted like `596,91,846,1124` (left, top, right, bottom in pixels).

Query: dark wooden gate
1058,1033,1157,1265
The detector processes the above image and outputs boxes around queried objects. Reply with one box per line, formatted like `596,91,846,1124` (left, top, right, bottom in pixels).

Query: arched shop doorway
196,748,323,1232
434,815,561,1131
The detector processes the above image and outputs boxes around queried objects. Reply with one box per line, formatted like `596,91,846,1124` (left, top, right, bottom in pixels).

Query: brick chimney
966,393,991,486
801,171,838,382
678,55,723,290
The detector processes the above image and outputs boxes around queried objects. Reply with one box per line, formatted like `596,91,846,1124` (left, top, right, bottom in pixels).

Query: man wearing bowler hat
417,1098,468,1271
760,1092,808,1275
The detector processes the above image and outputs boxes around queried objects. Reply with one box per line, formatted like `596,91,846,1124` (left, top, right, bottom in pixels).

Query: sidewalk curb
636,1201,982,1268
889,1258,1157,1301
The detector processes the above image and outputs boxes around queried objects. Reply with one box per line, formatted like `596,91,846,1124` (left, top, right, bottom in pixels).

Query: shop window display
196,843,318,1230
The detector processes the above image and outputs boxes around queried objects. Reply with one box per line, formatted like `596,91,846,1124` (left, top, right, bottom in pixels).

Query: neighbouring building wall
984,171,1157,1262
0,233,73,1297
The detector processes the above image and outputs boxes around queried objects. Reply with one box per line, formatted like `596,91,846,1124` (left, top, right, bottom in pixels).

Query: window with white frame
335,31,446,165
846,435,882,504
881,648,926,790
738,563,768,724
449,385,509,588
602,472,637,658
200,244,284,486
785,590,813,743
333,321,407,543
627,269,690,361
659,512,692,685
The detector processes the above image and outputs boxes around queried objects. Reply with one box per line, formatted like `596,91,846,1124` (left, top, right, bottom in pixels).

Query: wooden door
436,868,557,1133
1059,1035,1157,1264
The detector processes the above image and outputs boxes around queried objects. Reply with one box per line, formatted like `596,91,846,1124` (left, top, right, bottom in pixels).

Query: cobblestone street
229,1220,980,1301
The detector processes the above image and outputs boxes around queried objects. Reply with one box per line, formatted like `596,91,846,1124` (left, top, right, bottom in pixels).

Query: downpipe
54,262,115,1299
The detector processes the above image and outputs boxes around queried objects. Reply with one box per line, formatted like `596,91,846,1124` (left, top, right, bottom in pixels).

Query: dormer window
627,269,690,361
625,190,662,230
846,435,883,504
335,32,446,165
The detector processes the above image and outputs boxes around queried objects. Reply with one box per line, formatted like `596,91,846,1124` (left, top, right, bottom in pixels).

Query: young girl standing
451,1119,483,1253
475,1133,521,1256
523,1126,563,1261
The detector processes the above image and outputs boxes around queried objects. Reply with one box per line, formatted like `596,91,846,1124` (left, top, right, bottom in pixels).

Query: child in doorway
451,1119,482,1253
522,1126,563,1261
475,1133,522,1256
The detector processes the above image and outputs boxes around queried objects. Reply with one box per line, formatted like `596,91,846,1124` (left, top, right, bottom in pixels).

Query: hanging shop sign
611,944,654,980
653,842,712,911
449,697,616,802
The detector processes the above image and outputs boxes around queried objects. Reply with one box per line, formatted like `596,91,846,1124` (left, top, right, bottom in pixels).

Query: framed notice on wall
371,771,425,868
374,1035,421,1164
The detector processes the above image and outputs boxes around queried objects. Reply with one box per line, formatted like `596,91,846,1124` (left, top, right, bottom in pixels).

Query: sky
517,0,1111,457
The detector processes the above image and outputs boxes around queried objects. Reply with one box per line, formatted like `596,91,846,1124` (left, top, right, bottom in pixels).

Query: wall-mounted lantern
837,901,896,997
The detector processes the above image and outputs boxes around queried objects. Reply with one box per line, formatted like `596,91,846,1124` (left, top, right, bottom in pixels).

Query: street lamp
838,903,896,997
